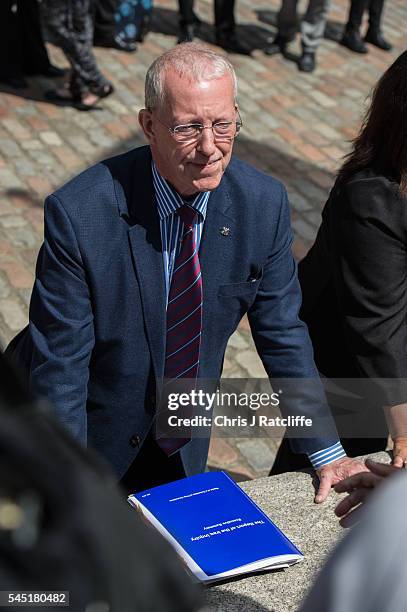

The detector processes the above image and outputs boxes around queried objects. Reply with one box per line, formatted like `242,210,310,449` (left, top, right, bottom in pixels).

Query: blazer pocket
218,277,262,298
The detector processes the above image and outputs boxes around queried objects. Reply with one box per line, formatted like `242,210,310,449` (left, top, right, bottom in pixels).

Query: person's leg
214,0,235,37
41,0,112,104
365,0,392,50
92,0,118,42
341,0,369,53
177,0,200,43
0,0,25,85
264,0,297,56
178,0,198,28
346,0,367,30
214,0,250,54
20,0,51,74
298,0,330,71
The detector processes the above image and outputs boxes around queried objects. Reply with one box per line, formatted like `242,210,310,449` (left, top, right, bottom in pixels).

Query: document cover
128,471,303,583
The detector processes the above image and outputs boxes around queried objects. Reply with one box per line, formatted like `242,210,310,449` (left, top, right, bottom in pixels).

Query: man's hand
334,459,398,527
315,457,368,504
392,436,407,468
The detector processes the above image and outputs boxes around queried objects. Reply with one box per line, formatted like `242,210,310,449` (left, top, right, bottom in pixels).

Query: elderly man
7,43,364,499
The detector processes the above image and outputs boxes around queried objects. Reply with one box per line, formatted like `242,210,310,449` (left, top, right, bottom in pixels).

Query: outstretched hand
334,459,399,527
315,457,368,504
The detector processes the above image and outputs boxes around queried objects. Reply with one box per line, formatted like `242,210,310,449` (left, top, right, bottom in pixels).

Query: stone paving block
235,349,266,378
0,274,10,299
288,191,312,212
0,169,24,189
14,160,38,177
40,131,63,147
207,438,239,467
27,150,58,169
87,130,116,149
0,239,13,256
291,216,317,243
0,215,27,229
236,439,276,473
2,118,31,140
0,138,23,158
292,237,310,261
27,176,53,196
0,298,27,331
18,288,32,309
20,139,45,151
7,226,41,249
0,260,34,289
228,330,249,350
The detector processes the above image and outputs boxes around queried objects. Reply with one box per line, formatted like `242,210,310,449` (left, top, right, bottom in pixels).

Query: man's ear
139,109,155,144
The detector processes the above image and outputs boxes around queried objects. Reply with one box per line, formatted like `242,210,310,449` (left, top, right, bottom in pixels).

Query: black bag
115,0,152,44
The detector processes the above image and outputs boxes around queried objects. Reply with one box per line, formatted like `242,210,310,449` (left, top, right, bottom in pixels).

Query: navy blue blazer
7,146,338,477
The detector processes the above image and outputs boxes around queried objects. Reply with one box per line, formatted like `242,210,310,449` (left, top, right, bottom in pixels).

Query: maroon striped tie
156,205,203,454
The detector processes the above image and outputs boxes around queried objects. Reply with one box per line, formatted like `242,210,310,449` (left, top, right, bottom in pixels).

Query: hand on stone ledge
392,437,407,468
334,459,399,527
314,457,368,504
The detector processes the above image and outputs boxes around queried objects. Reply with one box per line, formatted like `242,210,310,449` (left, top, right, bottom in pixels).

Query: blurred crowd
0,0,393,110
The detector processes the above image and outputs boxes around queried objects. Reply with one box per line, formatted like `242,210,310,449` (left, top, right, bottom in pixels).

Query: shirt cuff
308,441,347,469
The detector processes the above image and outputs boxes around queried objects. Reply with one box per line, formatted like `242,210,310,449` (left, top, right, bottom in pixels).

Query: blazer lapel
199,179,236,366
116,151,166,381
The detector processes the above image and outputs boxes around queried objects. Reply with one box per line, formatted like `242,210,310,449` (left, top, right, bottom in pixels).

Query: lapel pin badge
220,227,231,237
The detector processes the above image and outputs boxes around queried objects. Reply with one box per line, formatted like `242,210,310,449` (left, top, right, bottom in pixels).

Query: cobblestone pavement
0,0,405,480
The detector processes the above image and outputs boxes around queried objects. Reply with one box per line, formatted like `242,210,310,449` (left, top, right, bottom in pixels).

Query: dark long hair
338,50,407,195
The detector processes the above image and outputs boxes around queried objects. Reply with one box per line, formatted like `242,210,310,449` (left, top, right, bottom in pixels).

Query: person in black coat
271,50,407,475
0,0,64,89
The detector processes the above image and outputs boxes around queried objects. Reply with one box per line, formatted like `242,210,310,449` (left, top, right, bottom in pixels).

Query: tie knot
178,205,198,228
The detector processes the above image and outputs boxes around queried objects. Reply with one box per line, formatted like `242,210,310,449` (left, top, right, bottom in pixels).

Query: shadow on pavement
204,588,278,610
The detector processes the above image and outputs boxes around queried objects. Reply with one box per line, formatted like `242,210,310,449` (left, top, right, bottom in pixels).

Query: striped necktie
156,205,203,455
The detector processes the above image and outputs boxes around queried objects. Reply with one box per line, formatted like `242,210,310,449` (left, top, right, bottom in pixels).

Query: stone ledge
205,451,389,611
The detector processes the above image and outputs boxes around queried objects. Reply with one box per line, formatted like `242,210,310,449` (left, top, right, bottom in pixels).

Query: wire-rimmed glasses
152,110,243,143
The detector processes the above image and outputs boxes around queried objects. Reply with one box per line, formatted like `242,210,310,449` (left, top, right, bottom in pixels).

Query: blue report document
128,471,303,583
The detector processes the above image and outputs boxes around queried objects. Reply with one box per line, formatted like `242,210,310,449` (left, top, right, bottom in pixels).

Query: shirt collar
151,160,209,221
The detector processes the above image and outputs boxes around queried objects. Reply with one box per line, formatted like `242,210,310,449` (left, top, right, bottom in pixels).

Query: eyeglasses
152,110,243,143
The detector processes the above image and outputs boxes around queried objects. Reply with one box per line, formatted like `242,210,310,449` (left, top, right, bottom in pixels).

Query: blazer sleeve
337,177,407,404
248,184,339,455
28,194,95,444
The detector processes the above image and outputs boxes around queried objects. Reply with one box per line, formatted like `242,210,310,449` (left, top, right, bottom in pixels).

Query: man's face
139,70,237,196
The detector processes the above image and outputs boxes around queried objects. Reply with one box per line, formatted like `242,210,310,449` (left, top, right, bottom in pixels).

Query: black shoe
178,24,196,44
341,29,368,53
298,50,316,72
264,34,289,56
216,33,251,55
365,28,393,51
94,36,137,52
0,76,28,88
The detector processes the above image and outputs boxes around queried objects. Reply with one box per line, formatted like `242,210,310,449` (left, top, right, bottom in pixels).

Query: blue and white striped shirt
152,161,209,301
151,161,346,469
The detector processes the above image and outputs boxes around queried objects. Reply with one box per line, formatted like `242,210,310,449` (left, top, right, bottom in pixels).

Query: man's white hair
145,42,237,110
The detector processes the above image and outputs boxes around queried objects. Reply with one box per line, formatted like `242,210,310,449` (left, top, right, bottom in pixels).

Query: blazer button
129,435,141,448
